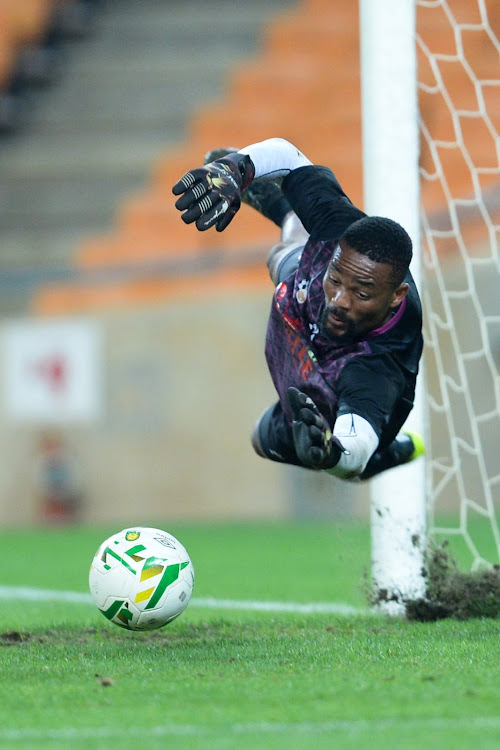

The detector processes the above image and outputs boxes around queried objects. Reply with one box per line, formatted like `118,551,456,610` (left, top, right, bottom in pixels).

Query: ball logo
125,531,141,541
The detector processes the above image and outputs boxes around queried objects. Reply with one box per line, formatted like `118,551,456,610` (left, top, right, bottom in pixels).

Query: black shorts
255,401,303,467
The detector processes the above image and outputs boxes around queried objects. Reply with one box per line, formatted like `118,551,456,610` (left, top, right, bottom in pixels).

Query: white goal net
417,0,500,570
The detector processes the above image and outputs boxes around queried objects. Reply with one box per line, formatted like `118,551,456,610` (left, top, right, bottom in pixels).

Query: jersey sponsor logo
309,322,319,341
282,311,302,332
283,325,314,381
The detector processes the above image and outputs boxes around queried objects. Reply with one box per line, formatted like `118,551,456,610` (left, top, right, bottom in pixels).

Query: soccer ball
89,527,194,630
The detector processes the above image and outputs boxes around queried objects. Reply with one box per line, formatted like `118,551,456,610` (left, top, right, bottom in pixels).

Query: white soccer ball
89,527,194,630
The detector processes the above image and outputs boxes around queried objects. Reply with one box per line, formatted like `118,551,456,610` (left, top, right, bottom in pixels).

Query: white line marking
0,585,368,615
191,596,367,615
1,717,500,741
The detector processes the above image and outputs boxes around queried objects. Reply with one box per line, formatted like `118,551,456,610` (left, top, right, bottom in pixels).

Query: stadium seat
0,29,17,89
0,0,86,98
0,0,56,48
33,264,270,315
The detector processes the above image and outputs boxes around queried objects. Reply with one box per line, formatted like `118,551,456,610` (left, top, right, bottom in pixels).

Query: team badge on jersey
295,279,309,304
276,281,287,301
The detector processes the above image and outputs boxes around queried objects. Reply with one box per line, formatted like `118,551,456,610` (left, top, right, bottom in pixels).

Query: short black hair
340,216,412,285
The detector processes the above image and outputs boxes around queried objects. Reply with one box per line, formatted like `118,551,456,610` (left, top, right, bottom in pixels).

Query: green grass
1,521,500,750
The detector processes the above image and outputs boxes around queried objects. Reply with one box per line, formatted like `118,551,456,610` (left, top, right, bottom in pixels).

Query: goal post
359,0,427,614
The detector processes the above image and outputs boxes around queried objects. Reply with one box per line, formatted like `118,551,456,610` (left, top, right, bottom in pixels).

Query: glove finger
194,197,230,231
215,199,240,232
172,167,211,197
309,446,326,465
180,205,201,225
174,181,210,212
308,425,326,446
287,386,323,418
300,395,323,418
299,407,324,428
286,387,304,419
182,185,232,225
178,193,213,225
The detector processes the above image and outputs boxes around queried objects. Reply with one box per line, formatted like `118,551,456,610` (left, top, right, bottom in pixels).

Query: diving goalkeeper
172,138,424,480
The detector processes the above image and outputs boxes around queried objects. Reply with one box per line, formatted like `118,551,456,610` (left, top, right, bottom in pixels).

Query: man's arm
237,138,313,179
287,388,379,479
172,138,311,232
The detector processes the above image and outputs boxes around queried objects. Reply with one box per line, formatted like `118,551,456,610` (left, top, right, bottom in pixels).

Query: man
172,138,424,480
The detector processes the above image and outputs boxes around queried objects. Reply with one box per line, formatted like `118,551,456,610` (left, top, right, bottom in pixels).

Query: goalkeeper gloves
287,387,346,470
172,152,255,232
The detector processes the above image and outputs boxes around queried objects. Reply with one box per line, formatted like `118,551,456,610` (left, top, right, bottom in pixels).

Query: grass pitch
1,521,500,750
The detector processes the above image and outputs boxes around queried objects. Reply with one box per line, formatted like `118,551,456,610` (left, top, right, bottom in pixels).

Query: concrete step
25,73,231,134
0,230,86,268
0,130,179,178
0,171,151,230
90,0,292,39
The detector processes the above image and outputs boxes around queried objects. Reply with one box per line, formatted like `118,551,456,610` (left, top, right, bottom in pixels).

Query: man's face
321,241,409,344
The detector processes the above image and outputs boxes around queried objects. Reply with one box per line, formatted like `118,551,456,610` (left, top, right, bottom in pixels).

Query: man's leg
204,146,309,284
266,211,309,285
359,431,425,480
251,402,304,467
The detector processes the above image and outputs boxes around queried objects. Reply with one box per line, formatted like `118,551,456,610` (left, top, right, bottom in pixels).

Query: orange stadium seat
116,191,278,255
34,265,271,315
263,11,358,62
0,0,57,47
0,0,63,94
0,29,17,88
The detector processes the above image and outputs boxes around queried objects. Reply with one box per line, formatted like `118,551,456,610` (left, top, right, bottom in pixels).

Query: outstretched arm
237,138,312,179
287,388,379,480
172,138,311,232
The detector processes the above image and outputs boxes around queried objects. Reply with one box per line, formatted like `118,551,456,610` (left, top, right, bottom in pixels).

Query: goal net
417,0,500,571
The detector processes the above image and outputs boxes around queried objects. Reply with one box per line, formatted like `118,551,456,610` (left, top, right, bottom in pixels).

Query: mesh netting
418,0,500,568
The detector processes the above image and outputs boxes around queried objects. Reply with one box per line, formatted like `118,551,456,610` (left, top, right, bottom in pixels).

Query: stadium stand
0,0,98,129
7,0,499,314
33,0,362,314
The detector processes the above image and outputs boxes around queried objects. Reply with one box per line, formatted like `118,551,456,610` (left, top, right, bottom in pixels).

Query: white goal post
360,0,427,614
361,0,500,614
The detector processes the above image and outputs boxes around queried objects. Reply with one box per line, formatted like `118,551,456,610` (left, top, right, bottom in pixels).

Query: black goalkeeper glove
287,387,346,470
172,152,255,232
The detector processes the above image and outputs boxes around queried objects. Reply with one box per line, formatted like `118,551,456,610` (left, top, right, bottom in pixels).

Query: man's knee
250,403,302,466
267,212,309,284
251,416,267,458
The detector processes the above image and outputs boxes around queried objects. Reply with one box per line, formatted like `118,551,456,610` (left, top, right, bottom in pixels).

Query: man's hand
172,153,254,232
287,387,346,470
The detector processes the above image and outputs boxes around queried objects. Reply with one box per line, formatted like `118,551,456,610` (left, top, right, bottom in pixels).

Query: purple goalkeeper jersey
264,165,423,449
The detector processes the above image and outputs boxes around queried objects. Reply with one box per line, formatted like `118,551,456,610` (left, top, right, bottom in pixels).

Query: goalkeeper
172,138,424,480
